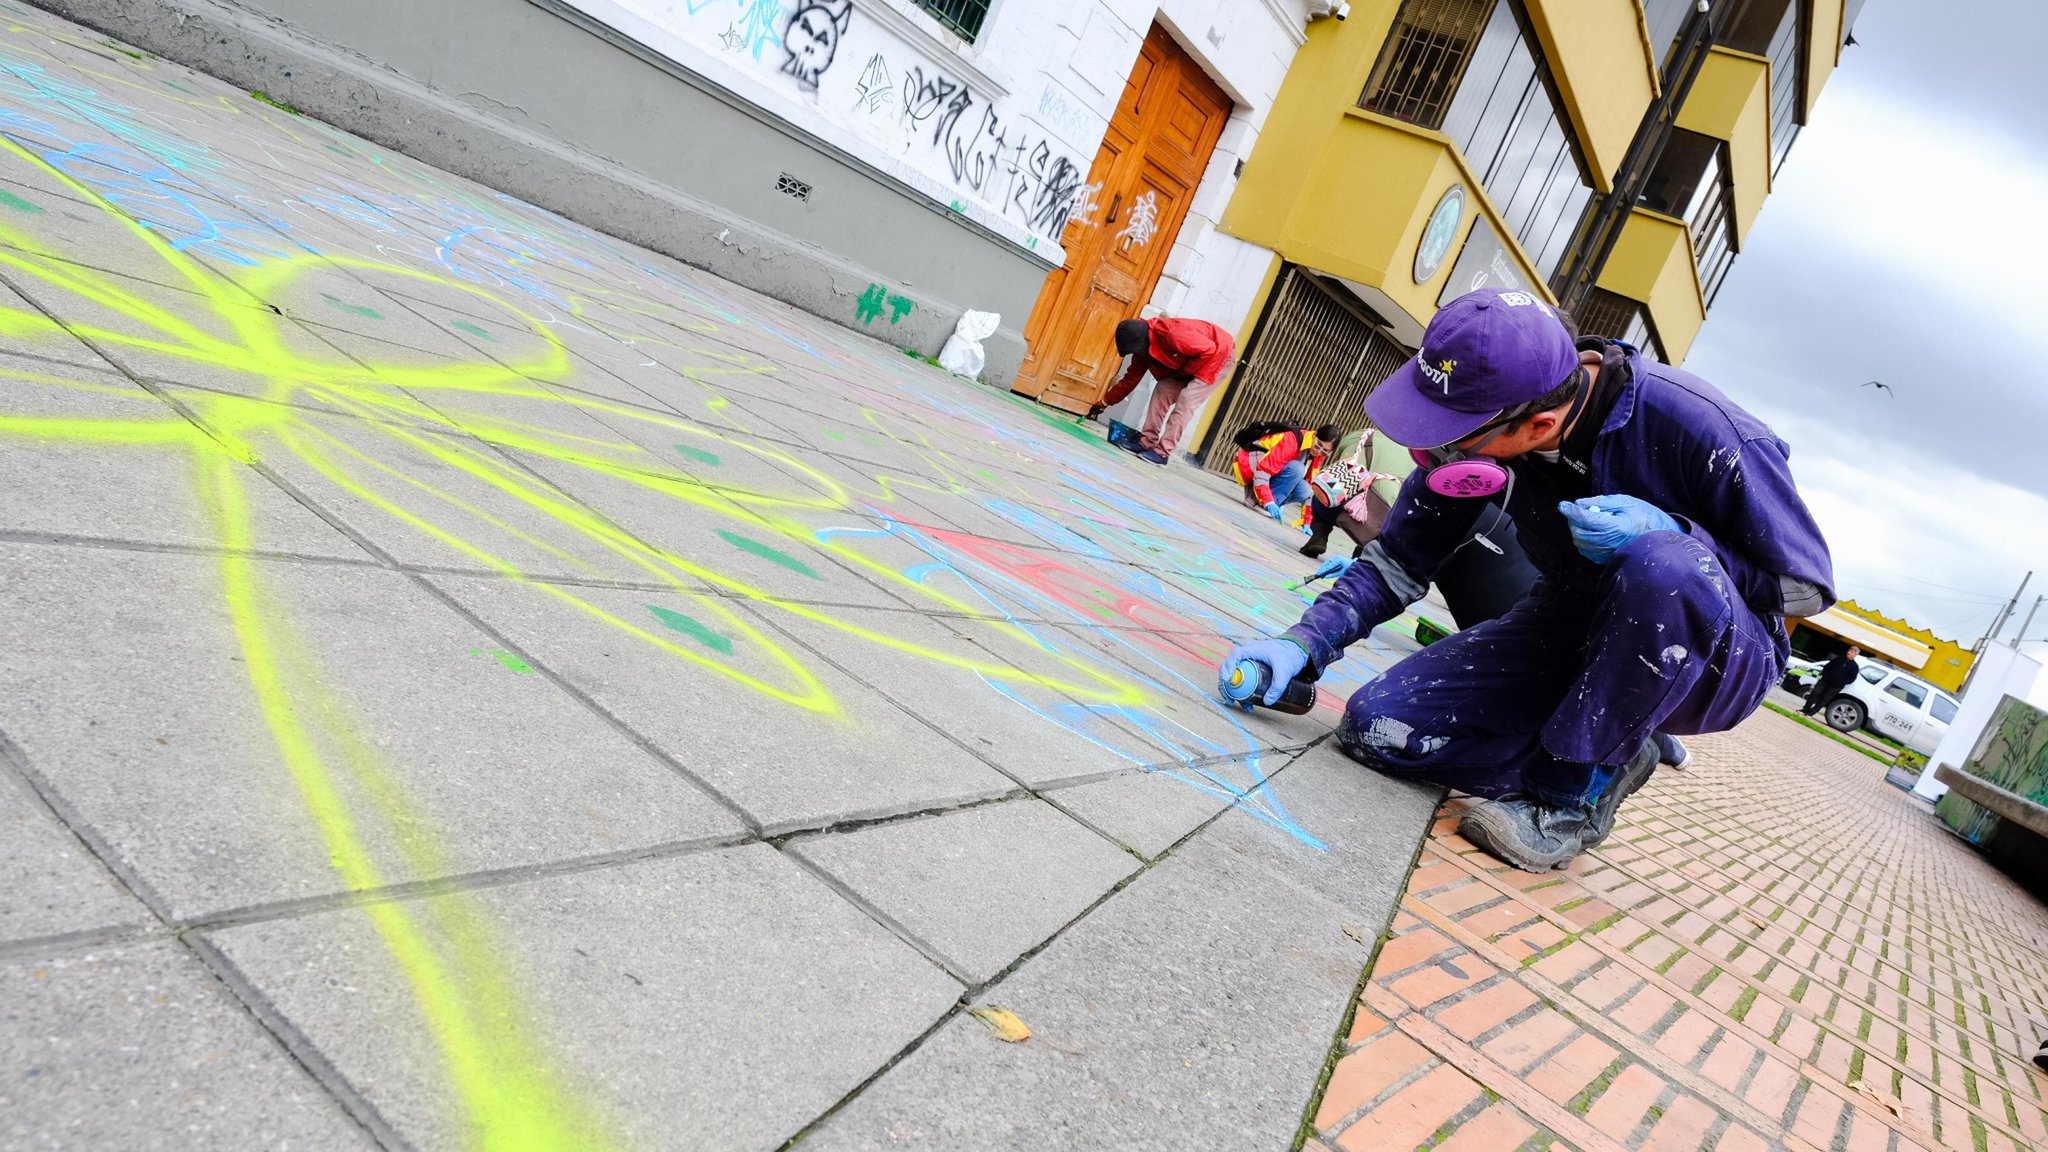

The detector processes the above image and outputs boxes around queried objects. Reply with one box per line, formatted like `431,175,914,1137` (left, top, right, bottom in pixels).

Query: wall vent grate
775,173,812,202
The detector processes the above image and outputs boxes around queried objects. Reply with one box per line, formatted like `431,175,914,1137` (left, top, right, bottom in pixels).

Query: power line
1852,567,2018,599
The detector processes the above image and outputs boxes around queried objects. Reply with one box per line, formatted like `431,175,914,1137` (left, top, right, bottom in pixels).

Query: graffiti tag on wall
604,0,1094,239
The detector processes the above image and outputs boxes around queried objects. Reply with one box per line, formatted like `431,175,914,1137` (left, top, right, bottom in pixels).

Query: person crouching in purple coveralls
1218,287,1834,873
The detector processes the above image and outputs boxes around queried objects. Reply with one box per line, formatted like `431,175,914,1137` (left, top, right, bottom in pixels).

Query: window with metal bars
910,0,990,43
1575,288,1664,364
1359,0,1495,128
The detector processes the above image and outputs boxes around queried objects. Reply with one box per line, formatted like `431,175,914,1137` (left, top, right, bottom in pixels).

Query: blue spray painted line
829,511,1326,849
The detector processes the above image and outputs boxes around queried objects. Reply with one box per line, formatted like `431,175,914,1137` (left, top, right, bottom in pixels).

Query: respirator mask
1406,366,1591,501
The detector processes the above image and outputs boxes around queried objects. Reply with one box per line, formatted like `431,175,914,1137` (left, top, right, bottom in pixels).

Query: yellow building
1184,0,1865,468
1790,601,1977,692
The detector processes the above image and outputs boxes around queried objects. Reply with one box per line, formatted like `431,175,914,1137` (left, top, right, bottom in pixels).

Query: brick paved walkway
1305,708,2048,1152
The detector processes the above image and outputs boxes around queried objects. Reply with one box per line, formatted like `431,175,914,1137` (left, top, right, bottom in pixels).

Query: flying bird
1860,380,1894,396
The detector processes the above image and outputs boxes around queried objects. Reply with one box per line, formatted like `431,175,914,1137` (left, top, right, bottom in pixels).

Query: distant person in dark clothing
1801,646,1862,715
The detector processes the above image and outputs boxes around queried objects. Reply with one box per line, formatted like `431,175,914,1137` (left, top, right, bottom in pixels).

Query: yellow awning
1804,606,1932,670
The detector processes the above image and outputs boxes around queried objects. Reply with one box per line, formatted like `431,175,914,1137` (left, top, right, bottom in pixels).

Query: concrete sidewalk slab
0,542,737,920
0,772,146,947
425,571,1019,833
1,941,372,1150
202,845,963,1151
804,745,1442,1151
789,797,1142,984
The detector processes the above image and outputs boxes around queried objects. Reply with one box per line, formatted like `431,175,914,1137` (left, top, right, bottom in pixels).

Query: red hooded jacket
1102,317,1237,407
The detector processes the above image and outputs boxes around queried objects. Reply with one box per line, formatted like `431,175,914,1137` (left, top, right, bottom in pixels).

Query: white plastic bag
937,309,1001,379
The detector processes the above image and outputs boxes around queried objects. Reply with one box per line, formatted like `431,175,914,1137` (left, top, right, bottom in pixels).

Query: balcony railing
1575,288,1665,363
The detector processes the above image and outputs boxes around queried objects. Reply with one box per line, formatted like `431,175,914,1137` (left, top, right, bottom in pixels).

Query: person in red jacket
1088,316,1237,465
1233,425,1338,523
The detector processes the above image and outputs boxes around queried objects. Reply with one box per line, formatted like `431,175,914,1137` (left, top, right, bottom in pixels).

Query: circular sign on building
1413,184,1465,284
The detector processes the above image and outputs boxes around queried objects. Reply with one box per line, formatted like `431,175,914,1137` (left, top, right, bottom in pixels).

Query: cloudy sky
1682,0,2048,653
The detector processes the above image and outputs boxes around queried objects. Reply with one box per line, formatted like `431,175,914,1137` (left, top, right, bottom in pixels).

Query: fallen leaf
1847,1080,1940,1145
1847,1080,1900,1118
968,1005,1031,1043
1342,924,1368,946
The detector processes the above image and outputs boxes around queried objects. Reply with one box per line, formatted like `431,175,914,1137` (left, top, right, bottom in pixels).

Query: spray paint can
1221,659,1319,715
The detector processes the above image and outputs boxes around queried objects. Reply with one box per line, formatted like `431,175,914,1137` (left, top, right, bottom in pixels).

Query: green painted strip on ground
450,319,495,341
822,429,846,440
164,79,195,95
471,647,533,673
1760,702,1893,763
0,187,41,213
321,292,381,320
673,442,721,467
714,529,820,579
646,604,733,654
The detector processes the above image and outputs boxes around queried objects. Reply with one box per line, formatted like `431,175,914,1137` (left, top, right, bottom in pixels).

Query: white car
1819,662,1959,756
1781,656,1824,693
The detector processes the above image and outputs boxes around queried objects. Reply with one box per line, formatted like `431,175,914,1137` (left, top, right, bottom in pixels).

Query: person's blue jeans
1267,458,1314,508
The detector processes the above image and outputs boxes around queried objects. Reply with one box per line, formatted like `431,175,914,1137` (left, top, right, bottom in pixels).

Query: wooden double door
1012,25,1232,412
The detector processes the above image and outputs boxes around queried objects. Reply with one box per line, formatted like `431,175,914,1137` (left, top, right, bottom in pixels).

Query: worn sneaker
1138,449,1170,465
1654,732,1691,771
1582,740,1661,850
1458,795,1591,873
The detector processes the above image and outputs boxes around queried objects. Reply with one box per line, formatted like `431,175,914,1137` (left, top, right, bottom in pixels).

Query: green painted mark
822,429,847,440
885,294,913,324
1034,406,1104,445
974,469,996,482
715,529,821,580
855,284,887,326
321,292,382,320
450,320,496,341
249,90,302,115
0,187,40,214
470,647,534,674
949,200,965,213
672,442,720,467
324,143,356,158
163,79,195,95
646,605,734,654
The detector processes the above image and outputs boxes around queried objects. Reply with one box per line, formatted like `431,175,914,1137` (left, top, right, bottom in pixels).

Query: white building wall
561,0,1308,333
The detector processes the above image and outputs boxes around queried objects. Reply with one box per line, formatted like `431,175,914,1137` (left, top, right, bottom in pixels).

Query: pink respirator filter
1411,448,1511,498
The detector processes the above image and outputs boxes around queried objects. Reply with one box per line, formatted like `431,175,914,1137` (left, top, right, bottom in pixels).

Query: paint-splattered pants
1333,531,1784,809
1139,374,1219,457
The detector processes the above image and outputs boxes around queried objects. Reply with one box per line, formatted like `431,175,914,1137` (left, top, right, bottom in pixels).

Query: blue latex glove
1309,556,1355,583
1216,637,1311,709
1558,495,1681,564
1263,501,1285,522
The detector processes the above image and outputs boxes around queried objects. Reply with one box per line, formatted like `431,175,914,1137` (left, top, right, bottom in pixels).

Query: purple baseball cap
1366,287,1579,448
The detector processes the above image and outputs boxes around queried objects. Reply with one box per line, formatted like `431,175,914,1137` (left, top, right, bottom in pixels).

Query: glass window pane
1641,0,1695,68
1639,130,1719,218
1884,679,1927,708
1932,696,1959,724
1860,665,1886,683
